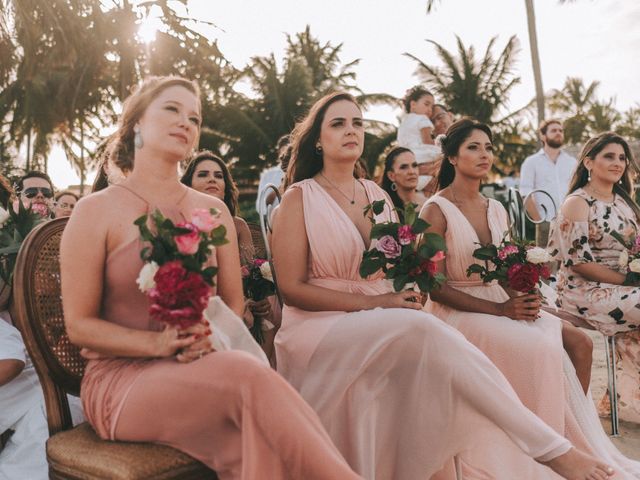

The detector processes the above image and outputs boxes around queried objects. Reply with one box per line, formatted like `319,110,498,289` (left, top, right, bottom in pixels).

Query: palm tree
618,106,640,140
548,77,600,143
587,99,621,135
405,35,522,125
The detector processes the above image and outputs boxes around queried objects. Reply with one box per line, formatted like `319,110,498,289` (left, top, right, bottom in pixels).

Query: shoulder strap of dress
111,183,149,205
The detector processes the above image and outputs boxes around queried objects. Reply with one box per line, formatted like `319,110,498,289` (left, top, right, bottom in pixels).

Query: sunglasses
22,187,53,199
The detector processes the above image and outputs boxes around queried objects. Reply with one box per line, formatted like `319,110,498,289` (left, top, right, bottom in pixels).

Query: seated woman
60,75,362,479
53,190,79,218
181,151,280,363
421,119,639,477
272,92,612,480
550,132,640,424
379,146,427,213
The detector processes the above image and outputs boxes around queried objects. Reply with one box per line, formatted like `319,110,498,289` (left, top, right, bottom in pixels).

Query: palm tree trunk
80,120,85,195
525,0,545,125
26,127,31,171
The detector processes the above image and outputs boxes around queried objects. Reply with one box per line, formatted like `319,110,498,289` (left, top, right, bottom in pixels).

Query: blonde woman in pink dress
549,132,640,424
272,92,613,480
421,119,639,479
60,76,362,480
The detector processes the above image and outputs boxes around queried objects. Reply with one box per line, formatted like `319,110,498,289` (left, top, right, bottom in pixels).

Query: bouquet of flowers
0,200,51,285
359,200,446,293
135,208,228,328
242,258,276,343
466,236,552,293
611,230,640,285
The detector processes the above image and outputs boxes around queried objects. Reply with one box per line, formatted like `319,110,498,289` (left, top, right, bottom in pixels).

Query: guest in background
53,191,79,218
15,171,54,216
431,104,454,137
519,119,576,246
256,135,288,217
379,146,426,212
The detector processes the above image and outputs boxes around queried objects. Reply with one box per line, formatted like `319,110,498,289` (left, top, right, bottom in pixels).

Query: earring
391,182,397,192
587,169,591,182
134,125,144,149
315,143,322,154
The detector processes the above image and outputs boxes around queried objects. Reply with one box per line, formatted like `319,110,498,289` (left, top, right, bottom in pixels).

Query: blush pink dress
78,186,361,480
275,179,575,480
423,195,640,479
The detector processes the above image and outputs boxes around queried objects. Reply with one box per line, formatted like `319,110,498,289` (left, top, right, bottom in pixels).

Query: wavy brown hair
104,76,201,174
567,132,640,220
286,92,361,186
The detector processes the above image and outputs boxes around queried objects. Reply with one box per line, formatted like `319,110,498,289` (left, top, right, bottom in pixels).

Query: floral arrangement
242,258,276,343
0,200,51,284
135,208,227,328
359,200,446,293
466,237,552,293
611,230,640,285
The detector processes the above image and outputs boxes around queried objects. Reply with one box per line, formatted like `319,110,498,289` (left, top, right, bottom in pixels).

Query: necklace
586,182,614,202
320,172,357,205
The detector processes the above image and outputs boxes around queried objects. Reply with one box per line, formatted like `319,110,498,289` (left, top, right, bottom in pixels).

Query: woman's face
387,151,419,190
136,85,201,161
191,160,225,200
410,94,434,117
450,129,494,180
54,194,77,218
585,142,628,186
317,100,365,164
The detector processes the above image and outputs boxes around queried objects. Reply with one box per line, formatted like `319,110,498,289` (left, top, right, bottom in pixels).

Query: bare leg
562,321,593,394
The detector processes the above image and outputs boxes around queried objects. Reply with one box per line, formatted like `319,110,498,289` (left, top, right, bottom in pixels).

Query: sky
47,0,640,188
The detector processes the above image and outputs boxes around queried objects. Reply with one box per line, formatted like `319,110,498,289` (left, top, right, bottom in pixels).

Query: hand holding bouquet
360,200,446,294
241,258,276,343
135,208,227,329
611,230,640,286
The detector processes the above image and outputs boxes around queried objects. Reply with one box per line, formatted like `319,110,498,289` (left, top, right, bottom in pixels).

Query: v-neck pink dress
276,179,574,480
78,185,361,480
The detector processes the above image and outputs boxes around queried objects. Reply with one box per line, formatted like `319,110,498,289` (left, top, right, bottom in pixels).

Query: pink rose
31,202,50,218
397,225,416,245
376,235,401,259
241,265,250,277
430,250,446,262
175,222,201,255
498,245,519,260
254,258,268,267
191,208,220,233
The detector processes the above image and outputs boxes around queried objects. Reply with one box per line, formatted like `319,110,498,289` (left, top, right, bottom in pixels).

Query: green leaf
472,245,498,260
412,218,429,233
371,199,386,215
393,274,410,292
422,232,446,253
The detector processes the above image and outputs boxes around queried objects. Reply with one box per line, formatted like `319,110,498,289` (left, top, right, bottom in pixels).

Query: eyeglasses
22,187,53,199
56,202,75,210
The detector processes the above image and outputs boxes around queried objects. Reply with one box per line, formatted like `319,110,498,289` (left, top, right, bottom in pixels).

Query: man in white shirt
519,119,577,246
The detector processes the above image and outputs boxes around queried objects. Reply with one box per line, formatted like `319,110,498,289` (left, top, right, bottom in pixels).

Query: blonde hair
105,76,201,174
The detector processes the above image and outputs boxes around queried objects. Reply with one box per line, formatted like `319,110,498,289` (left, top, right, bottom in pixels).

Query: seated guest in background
550,132,640,424
519,119,576,247
431,104,454,137
379,146,426,212
273,92,612,480
15,171,55,216
256,135,288,218
60,77,360,478
53,191,79,218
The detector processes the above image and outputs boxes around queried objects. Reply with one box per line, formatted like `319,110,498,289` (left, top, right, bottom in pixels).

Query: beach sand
587,330,640,458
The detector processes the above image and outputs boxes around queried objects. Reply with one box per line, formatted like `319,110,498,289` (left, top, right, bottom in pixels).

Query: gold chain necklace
586,182,614,202
320,172,357,205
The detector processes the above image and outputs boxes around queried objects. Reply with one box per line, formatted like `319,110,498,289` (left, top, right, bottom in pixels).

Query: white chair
257,183,282,307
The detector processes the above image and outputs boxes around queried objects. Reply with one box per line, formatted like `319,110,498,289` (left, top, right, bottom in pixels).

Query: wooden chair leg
604,334,620,437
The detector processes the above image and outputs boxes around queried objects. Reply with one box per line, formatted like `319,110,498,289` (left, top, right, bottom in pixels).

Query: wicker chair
247,222,267,260
10,217,217,479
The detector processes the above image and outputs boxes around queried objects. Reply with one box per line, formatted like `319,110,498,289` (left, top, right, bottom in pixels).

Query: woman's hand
152,321,210,359
371,291,424,310
247,298,273,320
498,293,541,321
175,321,214,363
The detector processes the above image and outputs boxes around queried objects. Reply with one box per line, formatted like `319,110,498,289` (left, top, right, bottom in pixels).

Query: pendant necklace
320,173,357,205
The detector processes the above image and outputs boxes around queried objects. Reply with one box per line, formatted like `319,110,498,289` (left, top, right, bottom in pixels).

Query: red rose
507,263,539,293
539,265,551,280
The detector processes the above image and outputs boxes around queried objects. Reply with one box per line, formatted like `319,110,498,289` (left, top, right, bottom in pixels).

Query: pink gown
78,186,361,480
423,195,640,479
275,179,573,480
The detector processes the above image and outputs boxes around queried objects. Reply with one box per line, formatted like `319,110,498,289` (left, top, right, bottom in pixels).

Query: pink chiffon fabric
275,179,573,480
423,195,640,479
78,186,361,480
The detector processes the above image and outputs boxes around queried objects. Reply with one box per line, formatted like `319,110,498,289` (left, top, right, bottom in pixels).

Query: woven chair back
247,222,267,260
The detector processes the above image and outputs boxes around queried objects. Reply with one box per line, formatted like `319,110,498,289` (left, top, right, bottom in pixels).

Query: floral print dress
549,188,640,423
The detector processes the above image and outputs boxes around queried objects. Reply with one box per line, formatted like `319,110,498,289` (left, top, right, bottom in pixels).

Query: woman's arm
0,359,24,386
272,188,419,312
560,196,626,285
213,204,245,317
420,127,435,145
61,196,198,358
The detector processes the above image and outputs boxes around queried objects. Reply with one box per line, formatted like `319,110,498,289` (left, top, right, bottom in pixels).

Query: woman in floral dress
550,132,640,424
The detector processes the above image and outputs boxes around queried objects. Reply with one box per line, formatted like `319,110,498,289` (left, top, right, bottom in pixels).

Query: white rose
259,261,273,282
629,258,640,273
0,207,9,227
526,247,552,264
619,250,630,268
136,261,159,292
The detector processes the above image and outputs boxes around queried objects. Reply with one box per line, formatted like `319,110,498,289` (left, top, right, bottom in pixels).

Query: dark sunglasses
22,187,53,199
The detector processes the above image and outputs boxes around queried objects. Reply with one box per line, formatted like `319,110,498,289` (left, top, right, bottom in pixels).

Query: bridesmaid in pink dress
60,76,361,480
421,119,640,478
272,92,613,480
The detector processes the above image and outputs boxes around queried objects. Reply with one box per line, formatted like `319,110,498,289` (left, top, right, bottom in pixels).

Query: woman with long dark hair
379,146,426,212
421,119,638,477
550,132,640,424
272,93,612,480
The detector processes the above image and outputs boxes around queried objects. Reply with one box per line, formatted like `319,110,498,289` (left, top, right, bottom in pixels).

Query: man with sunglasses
16,171,54,216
